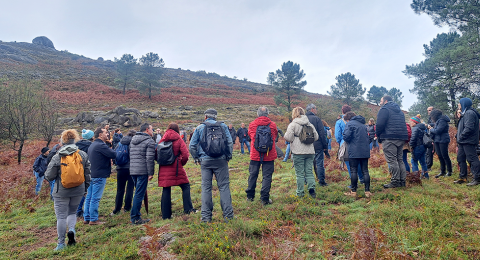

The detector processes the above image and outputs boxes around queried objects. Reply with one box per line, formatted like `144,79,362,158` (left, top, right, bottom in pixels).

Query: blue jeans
403,150,410,173
283,142,291,161
240,138,251,154
76,195,85,216
411,146,428,172
34,171,44,195
370,140,378,150
328,139,332,150
130,175,149,223
83,178,107,222
314,151,326,184
345,161,364,182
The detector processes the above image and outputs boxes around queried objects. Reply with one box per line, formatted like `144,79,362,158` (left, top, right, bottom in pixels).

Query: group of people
32,96,480,251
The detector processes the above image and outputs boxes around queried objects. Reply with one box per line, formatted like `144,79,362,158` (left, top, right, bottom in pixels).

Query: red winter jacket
248,116,278,161
157,129,190,187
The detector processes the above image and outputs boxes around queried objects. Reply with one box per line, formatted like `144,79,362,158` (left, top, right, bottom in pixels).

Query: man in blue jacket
84,127,116,225
190,108,234,223
33,147,50,195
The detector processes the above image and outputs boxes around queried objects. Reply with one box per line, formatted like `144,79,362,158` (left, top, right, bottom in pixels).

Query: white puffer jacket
284,115,318,155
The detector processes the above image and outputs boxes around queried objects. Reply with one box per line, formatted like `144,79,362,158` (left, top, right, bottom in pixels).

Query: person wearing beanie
75,129,95,218
409,114,429,179
33,147,50,195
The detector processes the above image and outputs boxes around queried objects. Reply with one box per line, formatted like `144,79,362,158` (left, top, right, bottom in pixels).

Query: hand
194,158,201,165
374,137,377,140
148,176,153,181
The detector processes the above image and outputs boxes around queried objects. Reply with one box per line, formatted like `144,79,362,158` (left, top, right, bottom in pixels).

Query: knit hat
204,108,218,115
41,147,49,154
410,114,421,124
82,129,94,140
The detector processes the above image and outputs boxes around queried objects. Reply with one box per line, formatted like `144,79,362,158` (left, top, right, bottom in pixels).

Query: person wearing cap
33,147,50,195
409,115,429,179
189,108,234,223
75,129,94,218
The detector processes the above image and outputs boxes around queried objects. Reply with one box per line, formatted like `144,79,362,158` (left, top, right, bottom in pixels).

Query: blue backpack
115,143,130,166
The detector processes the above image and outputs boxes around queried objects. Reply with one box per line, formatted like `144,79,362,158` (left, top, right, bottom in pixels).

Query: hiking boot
423,172,430,179
309,189,316,199
446,172,452,177
344,191,356,197
466,180,480,186
261,199,273,206
365,192,373,198
83,220,90,225
246,197,254,202
54,243,65,251
383,183,400,189
435,173,446,178
401,181,406,187
110,211,119,217
67,231,76,246
132,219,150,225
89,220,105,225
454,178,467,184
318,182,328,187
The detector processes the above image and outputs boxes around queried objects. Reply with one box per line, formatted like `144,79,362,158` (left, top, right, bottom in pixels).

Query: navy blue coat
87,138,116,178
33,154,48,176
343,116,370,159
375,101,408,141
429,115,450,143
409,123,426,148
76,139,92,153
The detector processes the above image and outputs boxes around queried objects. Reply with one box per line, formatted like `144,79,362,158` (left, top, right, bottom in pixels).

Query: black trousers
426,146,434,169
434,142,452,174
458,144,480,180
161,183,194,219
349,158,370,192
245,160,274,202
113,168,134,213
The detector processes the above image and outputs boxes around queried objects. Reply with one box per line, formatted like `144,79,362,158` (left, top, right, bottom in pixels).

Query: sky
1,0,449,109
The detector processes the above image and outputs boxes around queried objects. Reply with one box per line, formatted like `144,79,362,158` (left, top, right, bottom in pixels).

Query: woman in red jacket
157,123,196,219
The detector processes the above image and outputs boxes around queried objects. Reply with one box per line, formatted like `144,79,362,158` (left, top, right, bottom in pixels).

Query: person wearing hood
111,130,136,216
284,107,319,198
111,129,123,149
342,112,372,198
75,129,94,218
45,129,91,251
376,95,409,188
409,115,429,179
84,127,116,225
425,107,435,170
455,98,480,185
33,147,50,195
130,123,156,225
305,104,328,186
428,109,453,178
158,123,196,219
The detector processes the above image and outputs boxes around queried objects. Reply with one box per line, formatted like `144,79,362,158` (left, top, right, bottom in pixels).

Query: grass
1,144,480,259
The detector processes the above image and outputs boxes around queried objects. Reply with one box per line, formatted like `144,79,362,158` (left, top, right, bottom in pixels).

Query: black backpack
254,123,273,161
156,141,177,166
423,133,433,149
299,124,316,144
200,122,228,158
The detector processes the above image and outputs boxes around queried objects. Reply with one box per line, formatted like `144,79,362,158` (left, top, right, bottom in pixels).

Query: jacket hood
58,144,78,156
324,126,330,130
438,115,451,123
76,139,92,148
253,116,273,126
161,129,181,142
120,135,133,145
382,101,401,113
416,123,426,131
350,115,366,124
460,98,473,114
131,132,152,145
292,115,310,126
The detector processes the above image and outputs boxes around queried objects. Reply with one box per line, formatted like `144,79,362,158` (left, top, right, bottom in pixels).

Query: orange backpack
60,151,85,188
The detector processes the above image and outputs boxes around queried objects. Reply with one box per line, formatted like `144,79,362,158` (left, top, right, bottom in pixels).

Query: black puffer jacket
306,111,328,152
429,115,450,143
116,135,133,170
343,115,370,159
409,123,426,148
457,108,480,145
129,132,155,176
366,124,375,142
375,101,408,141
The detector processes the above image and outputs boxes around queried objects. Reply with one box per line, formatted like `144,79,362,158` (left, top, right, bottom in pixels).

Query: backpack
423,134,433,149
60,151,85,189
299,124,316,144
200,122,228,158
254,123,273,161
156,141,177,166
115,143,130,166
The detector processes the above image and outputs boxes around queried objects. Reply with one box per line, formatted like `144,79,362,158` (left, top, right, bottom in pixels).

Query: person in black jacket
228,124,237,145
409,115,429,179
33,147,50,195
306,104,329,186
426,106,435,170
455,98,480,185
75,129,94,218
428,109,452,178
342,112,372,198
366,118,378,151
237,123,250,154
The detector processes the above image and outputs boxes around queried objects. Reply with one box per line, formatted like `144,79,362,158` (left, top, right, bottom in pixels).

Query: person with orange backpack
45,129,91,251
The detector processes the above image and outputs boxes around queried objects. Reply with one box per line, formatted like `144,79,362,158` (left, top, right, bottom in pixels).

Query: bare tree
38,94,59,147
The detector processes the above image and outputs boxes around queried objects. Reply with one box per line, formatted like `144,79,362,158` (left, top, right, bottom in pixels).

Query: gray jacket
129,132,156,176
45,143,91,198
284,115,319,155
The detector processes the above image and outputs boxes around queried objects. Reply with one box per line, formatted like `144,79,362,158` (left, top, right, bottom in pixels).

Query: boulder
160,107,167,111
32,36,55,49
94,116,108,125
185,106,193,110
75,112,95,123
113,106,140,115
143,111,159,118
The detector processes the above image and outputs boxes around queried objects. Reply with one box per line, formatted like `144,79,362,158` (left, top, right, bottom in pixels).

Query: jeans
76,196,85,216
240,138,251,154
161,183,194,219
383,139,407,185
403,149,411,173
283,142,291,161
411,145,428,173
457,144,480,180
292,154,316,197
113,169,134,213
200,159,234,222
130,175,149,223
54,196,82,245
345,161,364,182
313,151,326,184
434,142,452,174
83,178,107,222
328,139,332,150
349,158,370,192
34,171,44,195
245,160,274,202
369,140,378,150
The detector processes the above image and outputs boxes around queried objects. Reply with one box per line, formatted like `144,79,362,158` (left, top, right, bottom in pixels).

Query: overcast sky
1,0,448,109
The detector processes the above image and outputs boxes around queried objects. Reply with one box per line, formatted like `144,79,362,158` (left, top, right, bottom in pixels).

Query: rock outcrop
32,36,55,49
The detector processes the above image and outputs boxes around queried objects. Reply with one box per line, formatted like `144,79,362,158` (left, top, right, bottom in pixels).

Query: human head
94,127,108,142
167,123,180,134
81,129,94,140
456,109,462,119
103,124,110,130
344,111,356,121
41,147,50,155
459,97,473,113
114,128,120,133
291,107,305,119
368,118,375,125
204,108,218,120
381,95,393,106
140,123,153,136
306,104,317,114
127,129,136,137
410,114,421,126
241,123,245,128
341,105,351,114
427,106,434,115
228,124,233,128
61,129,81,145
156,128,161,133
430,109,443,122
257,106,269,117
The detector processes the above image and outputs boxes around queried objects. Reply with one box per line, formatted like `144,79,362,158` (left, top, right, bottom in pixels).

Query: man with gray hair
189,109,234,222
246,106,278,205
306,104,329,186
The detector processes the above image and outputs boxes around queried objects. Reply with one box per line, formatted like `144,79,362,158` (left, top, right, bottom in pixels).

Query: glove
226,155,232,161
194,158,201,165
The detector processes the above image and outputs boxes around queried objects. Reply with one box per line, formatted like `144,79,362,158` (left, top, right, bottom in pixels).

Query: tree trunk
287,95,291,112
17,140,24,164
46,138,52,147
123,81,126,95
149,87,152,99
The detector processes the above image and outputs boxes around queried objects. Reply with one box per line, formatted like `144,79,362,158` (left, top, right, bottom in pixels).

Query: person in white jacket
284,107,319,198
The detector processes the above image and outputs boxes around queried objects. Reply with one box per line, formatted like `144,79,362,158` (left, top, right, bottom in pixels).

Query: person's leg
49,180,55,199
283,143,291,161
83,183,94,222
54,197,69,247
245,140,251,153
76,195,85,217
124,175,134,211
361,158,370,192
89,178,107,222
293,154,306,197
457,144,468,179
66,196,82,236
403,150,410,173
260,161,275,203
464,144,480,181
357,162,364,183
130,175,148,223
161,187,172,219
240,139,245,154
418,146,428,174
34,171,44,195
304,154,316,193
435,143,446,174
345,160,351,178
383,140,401,186
328,139,332,150
370,142,373,150
245,160,260,200
426,146,434,169
213,160,234,220
180,183,194,214
396,141,407,185
200,161,214,222
440,143,452,173
314,151,326,184
411,147,420,172
114,170,128,214
349,158,359,192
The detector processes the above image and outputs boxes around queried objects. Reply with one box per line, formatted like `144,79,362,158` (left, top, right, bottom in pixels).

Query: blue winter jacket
429,115,450,143
335,116,346,146
189,118,233,161
343,115,370,159
33,154,48,176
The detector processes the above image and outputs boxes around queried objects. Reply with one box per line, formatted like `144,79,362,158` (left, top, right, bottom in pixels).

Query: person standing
245,107,278,205
426,107,435,170
428,109,453,178
228,124,237,145
454,98,480,185
409,115,429,179
153,128,162,149
366,118,378,151
75,129,94,218
305,104,328,186
84,127,116,225
189,109,234,222
403,123,412,173
284,107,319,198
376,95,409,188
33,147,50,195
237,123,251,154
129,123,156,225
322,120,332,152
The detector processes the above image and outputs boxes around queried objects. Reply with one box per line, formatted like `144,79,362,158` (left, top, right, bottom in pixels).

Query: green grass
1,150,480,259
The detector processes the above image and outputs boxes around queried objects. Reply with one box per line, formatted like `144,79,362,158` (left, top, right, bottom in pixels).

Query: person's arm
82,153,91,192
316,119,326,148
271,123,278,145
44,155,59,182
100,142,117,159
223,124,233,158
409,128,417,148
375,109,388,138
343,123,353,143
459,113,476,140
189,126,202,160
334,120,343,143
284,123,295,143
312,122,319,141
146,140,156,177
179,140,189,165
429,119,446,135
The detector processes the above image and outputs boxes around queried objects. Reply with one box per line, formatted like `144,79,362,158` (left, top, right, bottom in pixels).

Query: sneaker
132,219,150,225
261,199,273,205
454,178,467,184
67,231,76,246
424,172,430,179
344,191,356,197
309,189,316,199
54,243,65,251
110,211,119,216
246,197,254,202
446,172,452,177
365,192,373,198
435,173,446,178
89,220,105,225
466,180,480,186
318,182,328,187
